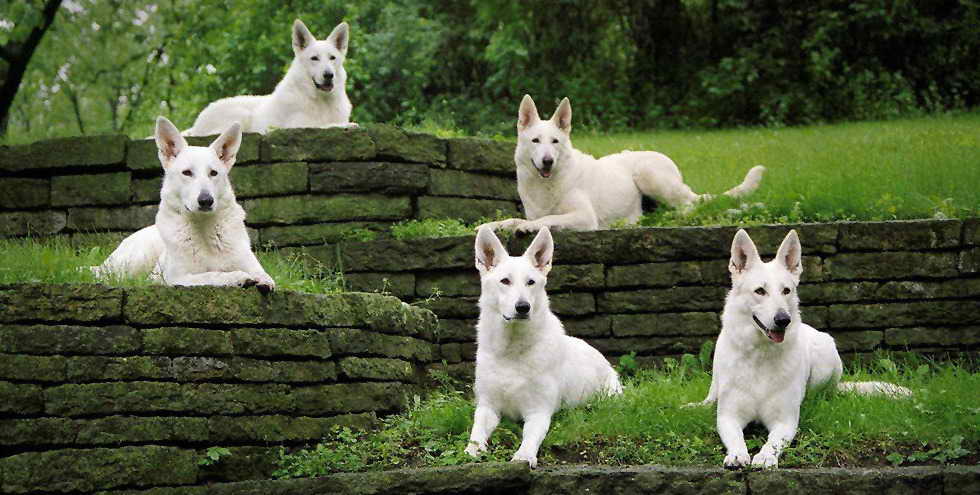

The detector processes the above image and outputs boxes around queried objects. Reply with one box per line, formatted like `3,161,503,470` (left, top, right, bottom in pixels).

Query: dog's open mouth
753,314,785,343
313,79,333,92
502,314,529,322
536,165,553,178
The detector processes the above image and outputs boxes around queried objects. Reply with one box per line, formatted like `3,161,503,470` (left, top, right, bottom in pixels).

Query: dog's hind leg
512,411,552,468
465,405,501,457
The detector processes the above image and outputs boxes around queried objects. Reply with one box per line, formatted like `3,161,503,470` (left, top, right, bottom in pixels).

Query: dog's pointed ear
551,97,572,134
775,229,803,279
292,19,315,53
523,227,554,275
154,116,187,168
475,226,508,274
209,122,243,170
518,94,540,131
729,229,761,277
327,22,349,57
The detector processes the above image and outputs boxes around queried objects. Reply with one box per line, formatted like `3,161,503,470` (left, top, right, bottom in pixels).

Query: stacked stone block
0,284,439,493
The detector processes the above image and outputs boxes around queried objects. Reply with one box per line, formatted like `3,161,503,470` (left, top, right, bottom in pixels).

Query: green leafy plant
199,447,232,466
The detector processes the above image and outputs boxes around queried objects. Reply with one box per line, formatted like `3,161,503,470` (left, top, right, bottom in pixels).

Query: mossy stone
327,328,436,361
427,168,518,200
67,205,157,231
597,286,727,313
417,196,519,223
446,138,515,174
309,162,429,194
0,324,139,354
610,312,720,337
292,382,414,414
143,327,235,356
364,124,447,164
0,418,75,445
0,210,67,235
52,172,131,207
338,357,415,381
0,178,49,209
0,354,66,382
232,162,308,198
259,221,387,247
231,328,332,359
75,416,209,445
242,194,411,225
127,133,261,170
0,134,127,172
262,127,375,162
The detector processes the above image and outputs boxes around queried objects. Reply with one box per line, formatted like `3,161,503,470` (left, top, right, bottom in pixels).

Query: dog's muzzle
535,158,554,178
753,314,786,343
313,78,334,92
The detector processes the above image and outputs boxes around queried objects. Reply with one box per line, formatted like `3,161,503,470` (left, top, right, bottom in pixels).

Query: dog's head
475,226,553,323
155,116,242,215
515,95,573,180
292,19,349,95
728,229,803,344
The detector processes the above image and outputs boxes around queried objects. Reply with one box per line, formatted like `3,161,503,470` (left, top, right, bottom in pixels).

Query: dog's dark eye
500,278,511,285
311,56,319,61
782,287,791,295
329,55,336,60
527,279,535,286
209,169,218,177
552,138,559,144
531,138,540,143
182,170,192,177
754,287,766,296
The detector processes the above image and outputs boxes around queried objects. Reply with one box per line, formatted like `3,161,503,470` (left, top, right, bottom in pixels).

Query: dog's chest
169,219,243,271
718,345,807,420
477,351,559,418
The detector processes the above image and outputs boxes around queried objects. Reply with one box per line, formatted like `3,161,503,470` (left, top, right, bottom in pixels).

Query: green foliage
390,218,471,240
6,0,979,142
274,353,978,475
198,447,232,467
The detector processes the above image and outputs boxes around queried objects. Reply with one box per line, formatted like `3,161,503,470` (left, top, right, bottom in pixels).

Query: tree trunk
0,0,64,138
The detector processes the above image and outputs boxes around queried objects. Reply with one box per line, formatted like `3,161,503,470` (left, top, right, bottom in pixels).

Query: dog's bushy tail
837,381,912,398
604,371,624,396
722,165,766,198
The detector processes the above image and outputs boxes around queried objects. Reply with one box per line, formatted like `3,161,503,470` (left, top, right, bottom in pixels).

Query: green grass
0,237,346,295
572,111,980,226
274,350,978,477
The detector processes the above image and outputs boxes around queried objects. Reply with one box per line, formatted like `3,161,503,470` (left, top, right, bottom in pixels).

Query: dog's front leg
465,404,500,458
167,270,257,288
511,411,552,468
237,251,276,293
518,193,598,232
751,421,797,469
717,414,751,468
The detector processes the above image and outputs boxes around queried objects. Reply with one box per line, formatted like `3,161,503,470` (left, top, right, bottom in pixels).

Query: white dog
93,117,275,291
184,19,353,135
694,229,910,469
465,226,622,468
481,95,766,233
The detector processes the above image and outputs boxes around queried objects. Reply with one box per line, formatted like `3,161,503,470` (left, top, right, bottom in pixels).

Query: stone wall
299,218,980,374
127,462,980,495
0,283,439,494
0,127,519,246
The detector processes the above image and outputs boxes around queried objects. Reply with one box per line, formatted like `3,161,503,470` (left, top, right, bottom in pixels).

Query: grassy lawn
274,350,978,477
0,237,345,295
392,112,980,238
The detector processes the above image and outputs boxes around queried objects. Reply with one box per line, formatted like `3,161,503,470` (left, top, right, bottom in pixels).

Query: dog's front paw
477,218,524,232
253,274,276,294
751,452,779,469
514,221,544,233
723,452,751,469
464,442,486,458
511,451,538,469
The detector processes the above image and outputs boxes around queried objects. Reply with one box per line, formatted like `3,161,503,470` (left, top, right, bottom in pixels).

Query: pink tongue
768,331,785,343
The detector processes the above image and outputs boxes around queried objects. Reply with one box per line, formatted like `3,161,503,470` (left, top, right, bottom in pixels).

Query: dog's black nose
774,310,791,329
323,71,334,80
541,157,554,168
197,192,214,210
515,301,531,315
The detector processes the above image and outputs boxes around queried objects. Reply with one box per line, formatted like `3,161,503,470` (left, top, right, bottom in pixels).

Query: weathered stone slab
327,328,436,362
310,161,428,195
260,221,386,246
423,295,479,319
964,218,980,246
434,318,475,342
531,465,745,495
232,162,308,198
598,286,727,313
551,292,596,316
611,312,719,337
961,247,980,274
131,176,160,203
0,135,127,172
127,133,261,170
428,168,519,200
884,326,980,347
338,357,415,381
262,127,375,162
831,330,884,352
0,381,44,414
52,172,131,206
0,178,49,209
747,466,943,495
242,194,411,224
292,382,413,415
590,335,712,355
944,465,980,495
0,418,75,445
801,279,980,305
67,205,156,231
564,315,613,338
0,210,67,235
338,235,472,272
206,414,375,443
0,354,66,381
839,220,961,251
446,138,515,174
76,416,209,445
827,300,980,328
0,446,198,494
142,327,235,356
418,196,519,223
826,251,959,280
232,328,334,359
0,284,123,323
607,260,725,288
549,264,605,291
44,381,294,416
0,324,139,354
365,124,447,164
415,270,479,297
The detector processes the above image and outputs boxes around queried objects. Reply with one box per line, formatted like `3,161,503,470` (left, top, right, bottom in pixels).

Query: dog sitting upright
481,95,766,232
465,226,622,468
184,19,354,135
694,229,910,469
94,117,274,291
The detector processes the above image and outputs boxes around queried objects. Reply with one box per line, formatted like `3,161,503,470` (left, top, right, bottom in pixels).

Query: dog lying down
480,95,766,233
93,117,275,292
465,226,622,468
692,229,911,469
